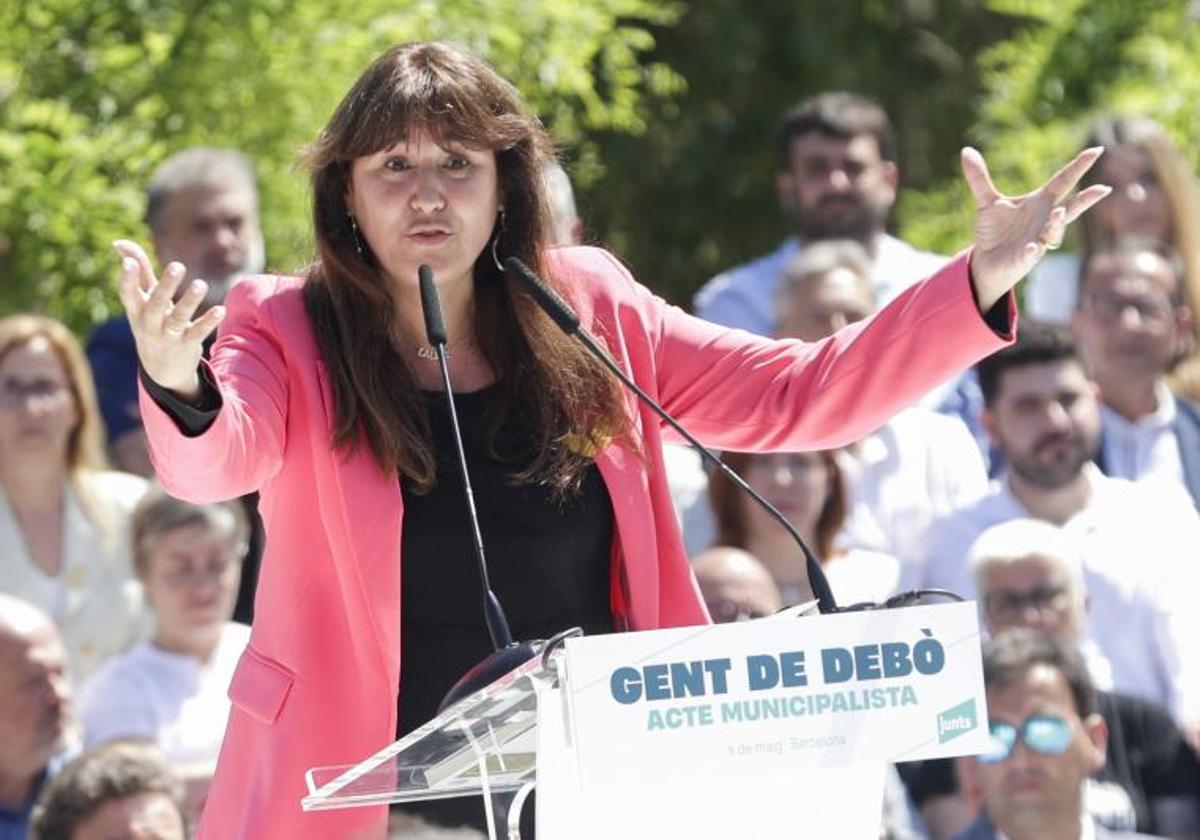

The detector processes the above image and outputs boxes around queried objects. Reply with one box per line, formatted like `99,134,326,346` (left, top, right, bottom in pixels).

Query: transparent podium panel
303,641,563,813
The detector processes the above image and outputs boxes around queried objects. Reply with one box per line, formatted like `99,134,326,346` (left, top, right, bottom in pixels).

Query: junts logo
937,699,978,744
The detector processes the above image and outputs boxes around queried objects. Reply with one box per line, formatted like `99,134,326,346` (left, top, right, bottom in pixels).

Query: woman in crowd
113,40,1106,837
708,450,900,606
1027,115,1200,323
0,314,147,682
77,490,250,818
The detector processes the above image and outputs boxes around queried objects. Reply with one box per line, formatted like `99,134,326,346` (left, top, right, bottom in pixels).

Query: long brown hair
708,450,846,561
301,42,628,494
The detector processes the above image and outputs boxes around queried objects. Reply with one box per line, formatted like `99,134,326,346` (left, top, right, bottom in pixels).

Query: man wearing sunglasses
954,630,1162,840
903,521,1200,839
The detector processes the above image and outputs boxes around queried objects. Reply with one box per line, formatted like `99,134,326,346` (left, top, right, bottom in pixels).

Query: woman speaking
115,41,1107,839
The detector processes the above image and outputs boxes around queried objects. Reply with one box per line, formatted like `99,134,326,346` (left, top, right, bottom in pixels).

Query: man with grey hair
0,594,75,839
87,147,263,477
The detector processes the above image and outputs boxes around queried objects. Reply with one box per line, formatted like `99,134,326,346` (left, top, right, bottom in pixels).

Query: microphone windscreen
504,256,580,334
418,265,448,346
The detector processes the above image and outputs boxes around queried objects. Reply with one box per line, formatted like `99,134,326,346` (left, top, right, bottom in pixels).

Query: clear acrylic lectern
302,635,571,839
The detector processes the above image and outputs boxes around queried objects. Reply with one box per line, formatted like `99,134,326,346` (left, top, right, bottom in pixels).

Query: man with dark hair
911,323,1200,742
1071,241,1200,509
953,629,1161,840
29,742,186,840
693,91,943,336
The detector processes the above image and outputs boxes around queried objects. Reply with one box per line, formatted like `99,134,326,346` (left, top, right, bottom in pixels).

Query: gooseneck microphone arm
503,256,840,615
417,264,514,651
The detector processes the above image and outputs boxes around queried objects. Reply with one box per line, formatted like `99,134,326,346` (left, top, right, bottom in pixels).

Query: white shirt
823,548,902,607
914,465,1200,726
1100,383,1186,487
0,470,150,683
693,234,947,336
1024,251,1082,324
838,408,988,567
79,622,250,769
662,443,716,557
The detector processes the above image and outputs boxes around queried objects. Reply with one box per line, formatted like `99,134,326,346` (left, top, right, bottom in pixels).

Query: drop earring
348,214,366,258
491,207,506,272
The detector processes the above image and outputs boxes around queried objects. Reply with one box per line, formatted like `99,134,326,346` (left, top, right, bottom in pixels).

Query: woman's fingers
1036,205,1068,250
1063,184,1113,225
164,279,209,335
1041,146,1104,204
141,262,186,331
113,239,157,293
117,257,146,317
961,147,1001,209
181,305,226,346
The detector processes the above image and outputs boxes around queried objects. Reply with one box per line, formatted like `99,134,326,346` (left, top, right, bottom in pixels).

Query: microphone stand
417,265,539,713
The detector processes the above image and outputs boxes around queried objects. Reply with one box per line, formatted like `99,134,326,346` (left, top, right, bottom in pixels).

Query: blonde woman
0,315,148,682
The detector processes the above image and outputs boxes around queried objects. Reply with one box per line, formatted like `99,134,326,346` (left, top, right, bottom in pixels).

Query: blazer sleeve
628,249,1013,452
138,276,290,502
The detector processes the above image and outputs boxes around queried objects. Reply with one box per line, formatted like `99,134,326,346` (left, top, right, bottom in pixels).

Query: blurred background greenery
2,0,1198,333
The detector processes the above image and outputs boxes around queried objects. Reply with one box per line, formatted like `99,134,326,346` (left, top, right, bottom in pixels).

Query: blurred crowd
2,92,1199,840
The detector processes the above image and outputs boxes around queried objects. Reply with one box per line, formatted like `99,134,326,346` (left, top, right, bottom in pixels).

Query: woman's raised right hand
114,239,226,401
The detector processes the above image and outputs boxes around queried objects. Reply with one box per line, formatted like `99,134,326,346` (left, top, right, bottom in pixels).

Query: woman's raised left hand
963,146,1111,311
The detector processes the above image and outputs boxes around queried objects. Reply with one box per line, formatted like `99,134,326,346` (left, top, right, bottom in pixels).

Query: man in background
1071,241,1200,508
87,147,263,477
693,91,943,335
0,594,75,839
953,630,1161,840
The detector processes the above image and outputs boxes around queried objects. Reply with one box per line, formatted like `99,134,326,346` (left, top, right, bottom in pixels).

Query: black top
396,385,615,738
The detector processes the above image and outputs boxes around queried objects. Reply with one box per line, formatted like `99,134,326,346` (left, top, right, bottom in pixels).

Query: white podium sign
561,601,988,791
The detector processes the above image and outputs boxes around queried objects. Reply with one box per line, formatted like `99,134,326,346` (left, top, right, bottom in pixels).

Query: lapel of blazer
594,443,656,632
310,359,402,685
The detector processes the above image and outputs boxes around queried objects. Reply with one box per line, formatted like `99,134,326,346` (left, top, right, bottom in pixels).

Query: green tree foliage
0,0,680,332
900,0,1200,260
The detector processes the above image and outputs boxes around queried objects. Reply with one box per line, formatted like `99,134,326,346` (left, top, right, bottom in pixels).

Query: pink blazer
140,246,1010,838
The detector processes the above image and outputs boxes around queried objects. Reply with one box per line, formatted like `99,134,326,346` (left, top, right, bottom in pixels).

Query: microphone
504,256,840,615
417,265,537,711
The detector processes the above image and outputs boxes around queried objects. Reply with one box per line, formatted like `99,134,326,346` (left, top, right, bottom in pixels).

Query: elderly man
953,630,1161,840
1071,241,1200,508
0,594,74,839
87,147,263,477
